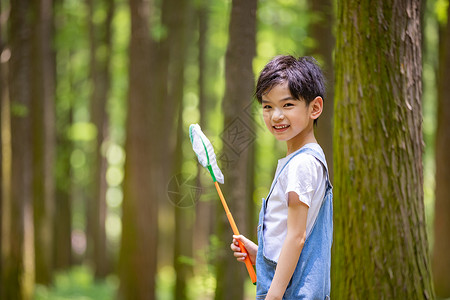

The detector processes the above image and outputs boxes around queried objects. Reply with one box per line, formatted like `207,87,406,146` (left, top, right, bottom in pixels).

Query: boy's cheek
263,121,273,132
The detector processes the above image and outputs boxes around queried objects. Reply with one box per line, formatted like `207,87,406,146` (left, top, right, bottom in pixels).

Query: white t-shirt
263,143,327,262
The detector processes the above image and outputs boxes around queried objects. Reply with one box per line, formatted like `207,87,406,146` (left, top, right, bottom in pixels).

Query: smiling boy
231,56,333,299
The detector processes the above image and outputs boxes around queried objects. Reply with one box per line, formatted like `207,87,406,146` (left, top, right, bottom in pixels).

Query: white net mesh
189,124,224,184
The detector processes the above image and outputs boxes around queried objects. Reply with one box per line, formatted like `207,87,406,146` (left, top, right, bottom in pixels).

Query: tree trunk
0,6,5,294
215,0,257,299
306,0,334,181
53,0,73,272
433,2,450,298
118,0,158,298
160,0,193,298
53,123,73,271
86,0,114,279
333,0,434,299
4,0,35,298
0,70,11,300
31,0,55,286
173,104,194,300
193,0,214,260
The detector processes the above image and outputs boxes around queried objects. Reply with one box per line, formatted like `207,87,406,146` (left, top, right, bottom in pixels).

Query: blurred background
0,0,449,299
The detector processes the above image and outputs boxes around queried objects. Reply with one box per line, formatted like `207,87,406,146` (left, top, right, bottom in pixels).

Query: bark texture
31,0,55,285
215,0,257,299
162,1,193,299
118,0,158,298
432,3,450,298
4,0,35,298
333,0,434,298
86,0,114,279
193,0,215,258
53,124,72,272
53,0,73,268
53,63,73,271
0,7,5,295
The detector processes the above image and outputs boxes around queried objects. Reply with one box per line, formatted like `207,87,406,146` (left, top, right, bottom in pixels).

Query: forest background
1,0,450,299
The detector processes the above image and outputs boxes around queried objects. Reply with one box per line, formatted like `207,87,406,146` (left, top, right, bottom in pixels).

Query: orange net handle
214,181,257,284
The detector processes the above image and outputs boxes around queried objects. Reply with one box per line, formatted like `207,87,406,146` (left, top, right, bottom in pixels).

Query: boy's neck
286,132,317,156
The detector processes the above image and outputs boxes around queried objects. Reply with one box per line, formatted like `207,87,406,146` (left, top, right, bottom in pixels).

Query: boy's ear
310,96,323,120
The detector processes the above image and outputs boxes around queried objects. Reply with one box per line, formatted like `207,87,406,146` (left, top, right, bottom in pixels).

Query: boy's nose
272,109,285,121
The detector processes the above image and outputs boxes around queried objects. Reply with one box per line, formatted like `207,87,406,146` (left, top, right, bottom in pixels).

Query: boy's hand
230,235,257,265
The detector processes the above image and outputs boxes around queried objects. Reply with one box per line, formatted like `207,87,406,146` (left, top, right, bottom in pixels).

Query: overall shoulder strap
266,148,308,202
299,148,332,189
265,145,332,204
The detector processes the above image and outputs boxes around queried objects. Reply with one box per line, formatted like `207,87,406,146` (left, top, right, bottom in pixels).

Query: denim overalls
256,146,333,300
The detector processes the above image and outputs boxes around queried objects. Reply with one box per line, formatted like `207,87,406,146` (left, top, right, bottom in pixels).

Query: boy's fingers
230,242,240,251
233,235,246,246
232,236,242,248
233,251,247,261
230,235,249,263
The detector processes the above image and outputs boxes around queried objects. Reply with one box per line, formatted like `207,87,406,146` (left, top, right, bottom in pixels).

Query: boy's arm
265,191,308,300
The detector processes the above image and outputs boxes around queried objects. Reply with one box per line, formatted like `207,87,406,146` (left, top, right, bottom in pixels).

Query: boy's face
261,82,320,147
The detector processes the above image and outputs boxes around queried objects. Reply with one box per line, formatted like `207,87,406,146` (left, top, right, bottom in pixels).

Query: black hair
255,55,325,125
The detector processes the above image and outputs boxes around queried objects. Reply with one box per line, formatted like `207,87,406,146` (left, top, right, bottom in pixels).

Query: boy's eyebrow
261,96,297,103
280,96,297,101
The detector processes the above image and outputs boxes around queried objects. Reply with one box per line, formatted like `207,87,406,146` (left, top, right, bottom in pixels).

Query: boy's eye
263,105,271,109
284,103,294,107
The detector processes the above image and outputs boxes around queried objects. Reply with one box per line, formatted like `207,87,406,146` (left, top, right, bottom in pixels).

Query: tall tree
215,0,257,299
193,0,214,259
86,0,114,279
3,0,35,298
31,0,55,286
306,0,334,180
0,65,9,300
433,2,450,298
333,0,435,298
0,3,5,294
52,0,73,271
53,107,73,271
172,104,193,300
159,0,193,298
118,0,157,298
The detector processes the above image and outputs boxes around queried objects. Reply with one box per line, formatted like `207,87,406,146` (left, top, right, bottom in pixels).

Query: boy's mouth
273,124,290,132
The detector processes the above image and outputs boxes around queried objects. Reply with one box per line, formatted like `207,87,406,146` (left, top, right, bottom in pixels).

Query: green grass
34,264,255,300
34,266,118,300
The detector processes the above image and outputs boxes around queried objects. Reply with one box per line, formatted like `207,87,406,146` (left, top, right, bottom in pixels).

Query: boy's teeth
274,125,288,129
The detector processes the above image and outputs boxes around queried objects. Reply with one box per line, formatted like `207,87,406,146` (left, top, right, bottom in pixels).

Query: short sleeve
280,153,324,207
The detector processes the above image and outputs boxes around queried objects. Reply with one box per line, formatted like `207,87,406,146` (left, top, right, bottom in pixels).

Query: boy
230,55,332,299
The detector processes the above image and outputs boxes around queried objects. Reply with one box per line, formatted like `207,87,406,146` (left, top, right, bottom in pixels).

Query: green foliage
68,122,97,142
423,0,442,250
254,0,310,72
33,266,118,300
155,236,257,299
156,266,217,300
109,1,129,145
10,102,29,117
435,0,449,24
105,141,126,250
